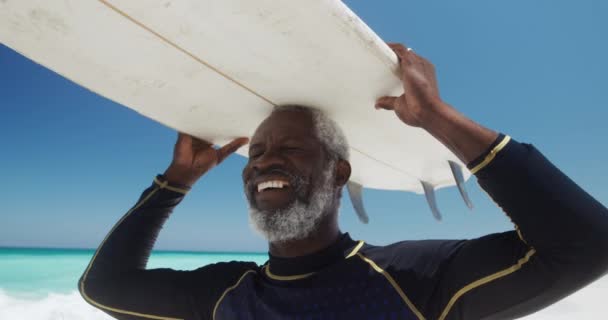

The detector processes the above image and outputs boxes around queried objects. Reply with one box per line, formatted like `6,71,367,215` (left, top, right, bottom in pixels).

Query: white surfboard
0,0,473,221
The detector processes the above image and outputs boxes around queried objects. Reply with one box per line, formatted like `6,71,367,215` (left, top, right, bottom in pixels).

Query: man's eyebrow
282,137,316,145
249,143,263,150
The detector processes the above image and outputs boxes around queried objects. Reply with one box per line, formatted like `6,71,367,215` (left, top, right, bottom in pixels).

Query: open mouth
256,180,291,193
252,178,297,210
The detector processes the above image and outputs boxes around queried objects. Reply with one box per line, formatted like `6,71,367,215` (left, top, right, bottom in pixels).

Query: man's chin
249,196,301,214
254,205,291,216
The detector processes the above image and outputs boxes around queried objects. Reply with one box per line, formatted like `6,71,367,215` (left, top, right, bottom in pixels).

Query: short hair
271,105,350,161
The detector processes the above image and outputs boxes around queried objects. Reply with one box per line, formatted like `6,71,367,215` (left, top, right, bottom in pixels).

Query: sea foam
0,289,111,320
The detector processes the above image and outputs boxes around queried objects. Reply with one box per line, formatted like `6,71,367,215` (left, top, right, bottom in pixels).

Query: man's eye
249,151,262,158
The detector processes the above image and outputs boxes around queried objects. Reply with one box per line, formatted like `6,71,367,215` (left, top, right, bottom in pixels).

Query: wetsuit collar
266,233,358,277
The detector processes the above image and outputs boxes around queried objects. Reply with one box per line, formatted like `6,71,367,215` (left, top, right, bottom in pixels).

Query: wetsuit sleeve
426,135,608,320
78,175,257,320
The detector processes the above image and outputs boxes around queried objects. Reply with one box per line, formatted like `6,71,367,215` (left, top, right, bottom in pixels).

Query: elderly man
79,44,608,320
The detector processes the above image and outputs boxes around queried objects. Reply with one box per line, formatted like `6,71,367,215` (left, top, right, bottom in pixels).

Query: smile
257,180,291,192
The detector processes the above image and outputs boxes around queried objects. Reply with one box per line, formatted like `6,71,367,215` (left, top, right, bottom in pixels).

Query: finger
176,132,188,145
175,132,192,155
423,61,440,94
375,96,398,110
216,137,250,164
387,43,412,63
191,137,213,150
388,43,408,54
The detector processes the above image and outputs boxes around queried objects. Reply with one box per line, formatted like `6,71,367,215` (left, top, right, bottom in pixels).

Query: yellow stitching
264,265,316,281
153,177,189,194
514,225,527,244
356,253,426,320
345,240,365,259
213,270,256,320
263,240,364,281
438,248,537,320
79,186,184,319
470,136,512,174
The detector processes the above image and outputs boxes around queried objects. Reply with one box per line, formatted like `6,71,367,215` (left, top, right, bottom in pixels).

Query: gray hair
272,105,350,161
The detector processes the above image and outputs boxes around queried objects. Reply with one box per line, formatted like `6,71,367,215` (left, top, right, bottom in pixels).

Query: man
79,44,608,320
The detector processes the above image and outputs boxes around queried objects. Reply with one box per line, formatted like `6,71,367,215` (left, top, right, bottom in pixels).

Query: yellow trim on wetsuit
345,240,365,259
438,248,537,320
263,240,366,281
264,265,316,281
470,135,512,174
79,185,184,320
213,270,257,320
356,253,426,320
153,176,190,194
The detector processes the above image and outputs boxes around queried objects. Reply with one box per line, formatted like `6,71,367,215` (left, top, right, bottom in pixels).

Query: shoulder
190,260,260,280
176,260,260,294
357,239,466,314
360,239,465,273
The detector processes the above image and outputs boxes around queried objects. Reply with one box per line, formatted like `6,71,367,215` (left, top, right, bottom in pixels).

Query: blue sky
1,0,606,252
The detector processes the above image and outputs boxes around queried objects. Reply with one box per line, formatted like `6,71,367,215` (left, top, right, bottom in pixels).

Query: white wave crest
0,290,112,320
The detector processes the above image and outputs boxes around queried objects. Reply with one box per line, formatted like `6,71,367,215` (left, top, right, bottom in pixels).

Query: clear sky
1,0,607,252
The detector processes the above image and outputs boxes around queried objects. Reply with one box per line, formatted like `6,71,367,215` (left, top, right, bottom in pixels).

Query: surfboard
0,0,473,221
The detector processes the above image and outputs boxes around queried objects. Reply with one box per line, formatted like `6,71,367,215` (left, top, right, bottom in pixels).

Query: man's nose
252,148,286,172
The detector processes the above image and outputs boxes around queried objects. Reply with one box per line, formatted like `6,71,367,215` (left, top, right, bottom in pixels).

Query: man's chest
213,259,422,320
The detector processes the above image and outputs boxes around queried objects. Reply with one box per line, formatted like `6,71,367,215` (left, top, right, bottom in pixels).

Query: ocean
0,247,268,319
1,247,606,319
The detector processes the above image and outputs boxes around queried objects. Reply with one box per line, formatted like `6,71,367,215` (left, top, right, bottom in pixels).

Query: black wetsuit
79,135,608,320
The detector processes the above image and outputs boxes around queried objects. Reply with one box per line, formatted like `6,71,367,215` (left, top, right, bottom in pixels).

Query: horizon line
0,245,267,255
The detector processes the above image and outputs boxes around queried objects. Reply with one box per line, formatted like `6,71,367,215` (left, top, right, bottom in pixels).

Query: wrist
163,165,199,187
418,98,452,131
417,100,498,164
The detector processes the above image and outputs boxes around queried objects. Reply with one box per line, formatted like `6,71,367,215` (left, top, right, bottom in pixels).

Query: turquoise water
0,247,268,297
0,247,267,319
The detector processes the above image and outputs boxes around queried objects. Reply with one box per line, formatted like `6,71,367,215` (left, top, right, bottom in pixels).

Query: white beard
247,160,337,243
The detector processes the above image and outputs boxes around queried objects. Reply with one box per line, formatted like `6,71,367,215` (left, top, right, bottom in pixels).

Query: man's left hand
375,43,442,128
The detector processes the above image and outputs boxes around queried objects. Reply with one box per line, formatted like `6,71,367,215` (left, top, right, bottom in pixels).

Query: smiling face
242,109,341,242
243,109,329,211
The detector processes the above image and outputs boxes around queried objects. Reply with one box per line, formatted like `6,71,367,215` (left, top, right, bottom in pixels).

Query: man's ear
335,159,351,187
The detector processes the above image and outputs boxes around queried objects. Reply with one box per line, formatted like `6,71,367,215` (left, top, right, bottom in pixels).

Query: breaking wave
0,289,112,320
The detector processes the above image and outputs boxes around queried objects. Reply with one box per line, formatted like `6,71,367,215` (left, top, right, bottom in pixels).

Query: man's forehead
250,130,319,147
252,110,315,140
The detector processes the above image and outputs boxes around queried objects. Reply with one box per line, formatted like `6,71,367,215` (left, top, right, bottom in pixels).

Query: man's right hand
163,133,249,187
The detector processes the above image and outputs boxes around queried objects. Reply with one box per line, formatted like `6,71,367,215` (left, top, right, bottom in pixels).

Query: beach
1,247,605,319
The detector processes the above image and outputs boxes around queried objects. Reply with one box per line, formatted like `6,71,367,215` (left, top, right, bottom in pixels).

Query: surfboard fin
421,181,442,221
449,161,474,210
347,181,369,224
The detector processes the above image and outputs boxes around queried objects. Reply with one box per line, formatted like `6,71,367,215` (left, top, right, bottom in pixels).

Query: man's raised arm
78,134,253,320
376,43,608,319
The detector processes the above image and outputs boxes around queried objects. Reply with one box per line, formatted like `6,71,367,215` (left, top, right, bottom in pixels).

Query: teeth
257,180,290,192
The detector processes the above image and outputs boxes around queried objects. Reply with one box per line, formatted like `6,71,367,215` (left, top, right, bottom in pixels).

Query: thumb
174,133,193,156
375,96,398,110
216,137,250,165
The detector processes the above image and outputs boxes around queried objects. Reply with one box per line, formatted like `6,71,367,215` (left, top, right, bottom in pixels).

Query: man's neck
268,217,340,258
